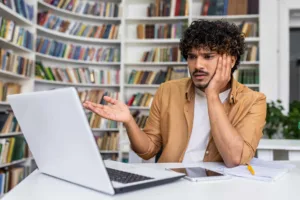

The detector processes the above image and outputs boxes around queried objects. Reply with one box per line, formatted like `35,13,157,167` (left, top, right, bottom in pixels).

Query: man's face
187,48,221,90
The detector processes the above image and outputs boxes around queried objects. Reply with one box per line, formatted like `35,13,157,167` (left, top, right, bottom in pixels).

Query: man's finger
103,96,118,105
221,54,227,77
216,56,222,74
226,55,231,79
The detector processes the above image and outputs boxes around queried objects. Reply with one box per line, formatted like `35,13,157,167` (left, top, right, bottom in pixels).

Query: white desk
2,161,300,200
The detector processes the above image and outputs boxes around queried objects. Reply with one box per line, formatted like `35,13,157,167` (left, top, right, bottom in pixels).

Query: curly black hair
179,20,245,73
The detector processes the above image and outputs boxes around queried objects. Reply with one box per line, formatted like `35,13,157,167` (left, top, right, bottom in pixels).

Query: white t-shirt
182,87,231,163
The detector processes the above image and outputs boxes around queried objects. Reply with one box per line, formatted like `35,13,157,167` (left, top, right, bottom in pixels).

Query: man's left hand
205,54,232,96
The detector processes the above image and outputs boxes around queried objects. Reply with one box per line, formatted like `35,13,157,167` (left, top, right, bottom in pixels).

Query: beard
190,69,212,90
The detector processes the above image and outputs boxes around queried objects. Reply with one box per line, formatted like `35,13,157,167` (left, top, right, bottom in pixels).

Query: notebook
201,158,296,182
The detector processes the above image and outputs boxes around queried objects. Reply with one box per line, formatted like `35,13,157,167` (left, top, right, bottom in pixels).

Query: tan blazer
136,77,266,164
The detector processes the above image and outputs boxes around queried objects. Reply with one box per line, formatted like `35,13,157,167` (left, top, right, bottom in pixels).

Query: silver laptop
7,87,184,195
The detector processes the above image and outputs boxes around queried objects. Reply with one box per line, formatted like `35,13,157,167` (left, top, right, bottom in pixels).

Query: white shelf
245,37,260,42
0,102,10,106
258,139,300,151
0,157,33,169
36,26,121,44
35,79,120,88
192,14,259,21
100,151,119,153
35,53,121,66
0,132,22,138
240,61,260,65
125,62,187,66
92,128,119,132
0,3,33,26
124,84,160,88
125,39,180,44
0,70,30,80
38,0,122,22
126,16,188,22
129,106,150,110
245,84,259,88
0,37,33,53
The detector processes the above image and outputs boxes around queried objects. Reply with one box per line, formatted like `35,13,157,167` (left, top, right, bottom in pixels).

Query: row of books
36,37,120,62
88,113,118,129
235,68,259,84
0,49,33,77
0,17,34,50
147,0,188,17
84,90,119,129
201,0,258,15
0,112,20,133
127,93,154,108
38,11,119,39
0,82,21,102
35,62,120,85
127,67,188,85
95,132,119,151
131,111,148,129
141,47,185,62
102,154,118,161
43,0,120,18
77,89,120,105
0,136,28,164
241,45,258,62
0,165,33,195
239,21,259,37
137,22,187,39
0,0,34,22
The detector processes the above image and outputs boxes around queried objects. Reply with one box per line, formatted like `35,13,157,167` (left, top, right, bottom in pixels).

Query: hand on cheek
205,54,232,96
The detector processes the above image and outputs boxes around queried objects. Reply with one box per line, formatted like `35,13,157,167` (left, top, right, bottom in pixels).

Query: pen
247,164,255,175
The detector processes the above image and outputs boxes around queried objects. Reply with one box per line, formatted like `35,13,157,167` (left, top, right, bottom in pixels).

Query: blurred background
0,0,299,197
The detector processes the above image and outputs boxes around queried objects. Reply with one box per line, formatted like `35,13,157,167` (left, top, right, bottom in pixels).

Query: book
205,158,296,182
36,37,120,62
35,62,120,85
1,0,34,21
127,66,188,85
43,0,120,17
37,11,119,39
0,17,34,50
199,0,259,15
136,22,188,39
0,48,33,77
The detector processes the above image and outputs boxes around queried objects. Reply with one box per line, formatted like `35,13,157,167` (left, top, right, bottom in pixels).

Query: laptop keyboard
106,168,154,184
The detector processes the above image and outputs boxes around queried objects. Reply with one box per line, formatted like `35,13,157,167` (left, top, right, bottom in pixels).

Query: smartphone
168,167,231,182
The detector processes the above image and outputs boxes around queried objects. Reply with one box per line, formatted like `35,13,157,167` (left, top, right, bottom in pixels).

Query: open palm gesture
83,96,132,123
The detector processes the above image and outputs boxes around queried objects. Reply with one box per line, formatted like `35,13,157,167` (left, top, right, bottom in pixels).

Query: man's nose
195,57,205,70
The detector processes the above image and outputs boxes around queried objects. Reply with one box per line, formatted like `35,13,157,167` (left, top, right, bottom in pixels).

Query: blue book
19,0,28,19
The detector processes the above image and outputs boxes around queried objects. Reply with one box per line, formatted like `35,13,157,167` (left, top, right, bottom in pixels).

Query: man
83,20,266,168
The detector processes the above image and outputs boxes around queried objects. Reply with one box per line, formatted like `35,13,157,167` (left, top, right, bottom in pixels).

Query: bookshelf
34,0,123,162
0,0,275,169
0,0,37,197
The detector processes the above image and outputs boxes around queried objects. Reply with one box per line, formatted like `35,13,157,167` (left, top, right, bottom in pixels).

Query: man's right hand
83,96,133,124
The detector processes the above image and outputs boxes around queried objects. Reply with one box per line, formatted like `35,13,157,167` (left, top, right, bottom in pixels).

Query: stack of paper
202,158,296,182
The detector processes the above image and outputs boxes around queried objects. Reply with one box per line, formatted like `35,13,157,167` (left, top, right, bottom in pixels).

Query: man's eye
188,55,196,59
204,55,214,59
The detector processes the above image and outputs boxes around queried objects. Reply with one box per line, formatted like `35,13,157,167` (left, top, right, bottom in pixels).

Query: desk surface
3,161,300,200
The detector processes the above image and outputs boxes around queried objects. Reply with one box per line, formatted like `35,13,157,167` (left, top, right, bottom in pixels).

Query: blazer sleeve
133,84,164,160
236,93,267,165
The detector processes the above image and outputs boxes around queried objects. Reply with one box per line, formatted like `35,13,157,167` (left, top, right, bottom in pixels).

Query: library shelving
0,0,275,168
34,0,123,162
0,1,37,194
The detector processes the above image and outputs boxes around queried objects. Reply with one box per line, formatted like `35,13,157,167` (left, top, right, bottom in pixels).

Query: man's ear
231,56,237,68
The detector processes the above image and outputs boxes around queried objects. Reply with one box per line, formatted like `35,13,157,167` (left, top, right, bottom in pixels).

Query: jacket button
205,151,209,155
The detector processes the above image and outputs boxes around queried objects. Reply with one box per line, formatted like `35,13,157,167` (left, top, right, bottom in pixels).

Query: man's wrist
206,91,219,99
124,115,134,127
